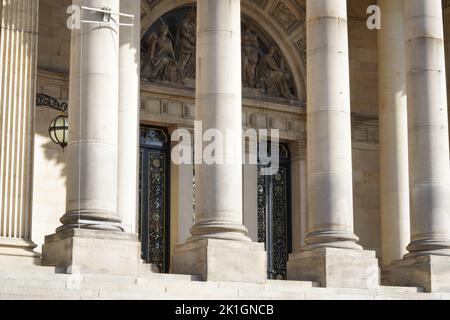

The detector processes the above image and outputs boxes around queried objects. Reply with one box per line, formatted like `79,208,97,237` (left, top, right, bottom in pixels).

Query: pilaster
0,0,40,262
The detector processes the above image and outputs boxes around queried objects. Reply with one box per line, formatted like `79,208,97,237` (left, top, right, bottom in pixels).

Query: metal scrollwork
257,143,291,280
36,94,68,112
139,126,171,273
271,167,289,280
257,170,267,245
147,151,167,272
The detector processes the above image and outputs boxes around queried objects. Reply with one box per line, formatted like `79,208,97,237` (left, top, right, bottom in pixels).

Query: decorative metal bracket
36,94,69,112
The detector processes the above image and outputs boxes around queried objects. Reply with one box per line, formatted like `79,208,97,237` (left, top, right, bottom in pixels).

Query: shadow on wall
36,106,68,178
32,105,67,251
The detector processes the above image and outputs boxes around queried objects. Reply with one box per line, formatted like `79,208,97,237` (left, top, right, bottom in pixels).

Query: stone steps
1,264,449,300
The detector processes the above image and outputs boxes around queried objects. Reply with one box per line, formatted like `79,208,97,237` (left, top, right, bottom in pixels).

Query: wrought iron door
139,127,170,273
257,143,292,280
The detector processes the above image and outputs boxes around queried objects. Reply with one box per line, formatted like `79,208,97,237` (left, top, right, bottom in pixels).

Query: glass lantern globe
48,115,69,149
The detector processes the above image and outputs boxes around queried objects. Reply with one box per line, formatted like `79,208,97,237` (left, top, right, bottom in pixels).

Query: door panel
257,143,292,280
139,127,170,273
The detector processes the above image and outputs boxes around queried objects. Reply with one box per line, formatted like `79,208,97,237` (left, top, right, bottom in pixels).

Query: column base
41,229,141,275
390,255,450,293
380,264,392,286
172,239,267,283
287,247,380,289
0,238,40,265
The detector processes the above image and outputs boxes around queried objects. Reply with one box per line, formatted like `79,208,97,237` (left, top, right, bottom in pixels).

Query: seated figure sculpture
142,25,180,82
258,46,294,99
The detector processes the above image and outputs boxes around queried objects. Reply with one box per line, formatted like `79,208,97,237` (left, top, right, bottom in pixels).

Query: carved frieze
141,6,299,102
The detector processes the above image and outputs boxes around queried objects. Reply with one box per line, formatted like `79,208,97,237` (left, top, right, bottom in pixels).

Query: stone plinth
41,229,141,275
172,239,267,283
0,238,40,266
390,255,450,293
287,248,380,289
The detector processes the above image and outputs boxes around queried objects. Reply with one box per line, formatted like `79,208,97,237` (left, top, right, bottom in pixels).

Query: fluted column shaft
378,0,410,267
404,0,450,256
189,0,249,241
117,0,140,233
59,0,122,232
0,0,39,255
304,0,360,250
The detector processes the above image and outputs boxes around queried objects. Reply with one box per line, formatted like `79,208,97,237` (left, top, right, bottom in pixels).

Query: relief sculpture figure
176,9,197,79
142,25,180,82
242,24,260,88
258,46,294,99
140,14,296,101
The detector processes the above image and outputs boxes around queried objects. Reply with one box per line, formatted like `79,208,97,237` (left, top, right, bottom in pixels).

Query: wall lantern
48,115,69,149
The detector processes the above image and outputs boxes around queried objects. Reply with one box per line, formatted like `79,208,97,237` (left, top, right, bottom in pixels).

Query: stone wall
38,0,71,72
32,71,68,250
348,0,379,117
347,0,381,256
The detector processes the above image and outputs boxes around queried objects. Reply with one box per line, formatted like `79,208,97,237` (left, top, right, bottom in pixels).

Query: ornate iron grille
139,126,170,273
36,94,68,112
257,143,292,280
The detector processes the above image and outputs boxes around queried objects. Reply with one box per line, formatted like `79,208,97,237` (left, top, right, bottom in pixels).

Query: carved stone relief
141,25,180,82
145,0,161,8
296,38,306,63
272,1,301,33
248,0,269,9
175,9,196,80
141,6,299,102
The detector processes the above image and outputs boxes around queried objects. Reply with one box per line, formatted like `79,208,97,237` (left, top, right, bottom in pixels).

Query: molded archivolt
141,0,306,104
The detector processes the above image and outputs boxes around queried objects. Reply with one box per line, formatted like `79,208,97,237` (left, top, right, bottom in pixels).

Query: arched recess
140,0,306,104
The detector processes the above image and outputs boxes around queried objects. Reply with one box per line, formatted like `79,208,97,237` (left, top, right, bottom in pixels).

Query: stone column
391,0,450,293
287,0,379,289
444,1,450,137
170,126,194,261
42,0,140,275
0,0,39,263
377,0,410,271
243,139,258,242
117,0,140,233
172,0,266,283
290,134,308,252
